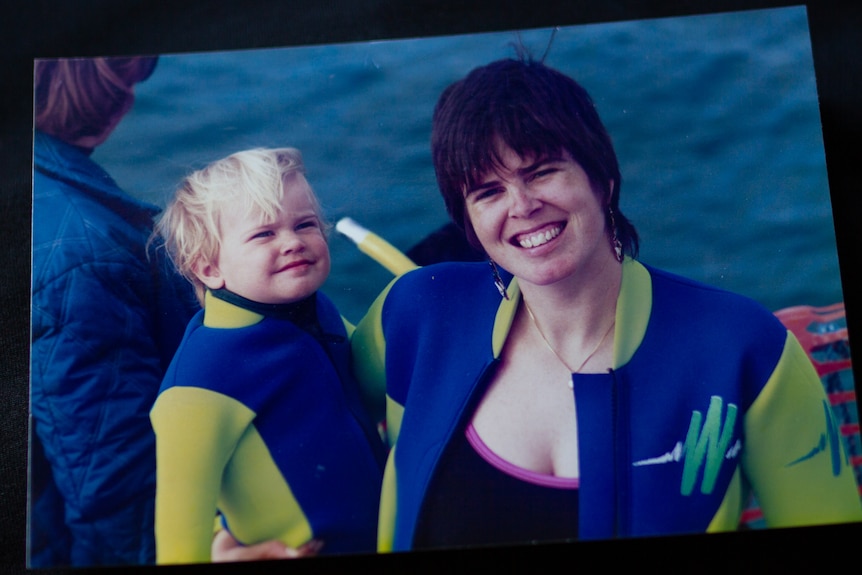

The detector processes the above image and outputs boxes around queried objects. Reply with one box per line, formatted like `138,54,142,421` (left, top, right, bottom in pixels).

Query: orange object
774,303,852,379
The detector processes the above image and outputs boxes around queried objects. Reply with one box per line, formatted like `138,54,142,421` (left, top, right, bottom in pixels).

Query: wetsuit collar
204,289,321,338
493,257,652,368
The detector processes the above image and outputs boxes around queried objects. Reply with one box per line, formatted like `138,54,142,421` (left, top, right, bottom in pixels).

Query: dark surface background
3,1,861,573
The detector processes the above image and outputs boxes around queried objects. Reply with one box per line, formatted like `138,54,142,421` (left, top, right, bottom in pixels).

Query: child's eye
251,230,274,240
296,220,319,231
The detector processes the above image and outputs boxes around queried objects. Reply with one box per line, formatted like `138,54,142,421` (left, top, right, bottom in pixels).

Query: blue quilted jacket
30,131,197,567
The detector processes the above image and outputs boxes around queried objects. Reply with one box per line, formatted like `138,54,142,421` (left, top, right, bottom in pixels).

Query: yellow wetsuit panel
151,386,311,564
742,333,862,527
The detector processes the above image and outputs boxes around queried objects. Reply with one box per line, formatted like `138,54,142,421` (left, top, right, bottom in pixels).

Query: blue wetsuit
352,259,862,551
151,290,385,564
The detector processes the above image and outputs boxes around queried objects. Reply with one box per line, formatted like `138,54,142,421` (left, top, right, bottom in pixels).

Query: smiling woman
350,56,862,551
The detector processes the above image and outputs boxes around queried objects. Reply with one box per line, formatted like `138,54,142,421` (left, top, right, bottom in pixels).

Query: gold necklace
524,302,615,389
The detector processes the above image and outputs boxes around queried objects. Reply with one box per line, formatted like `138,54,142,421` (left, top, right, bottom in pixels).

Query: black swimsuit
413,423,579,549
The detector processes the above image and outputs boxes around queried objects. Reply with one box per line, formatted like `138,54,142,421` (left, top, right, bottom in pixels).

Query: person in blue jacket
30,57,198,567
351,57,862,551
150,148,386,564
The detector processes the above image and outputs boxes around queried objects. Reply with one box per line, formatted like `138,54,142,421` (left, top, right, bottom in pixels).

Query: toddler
150,148,385,564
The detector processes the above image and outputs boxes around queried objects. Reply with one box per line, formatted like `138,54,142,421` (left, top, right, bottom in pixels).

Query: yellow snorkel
335,218,418,276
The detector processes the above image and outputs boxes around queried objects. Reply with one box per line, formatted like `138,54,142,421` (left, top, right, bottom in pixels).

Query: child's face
196,173,331,304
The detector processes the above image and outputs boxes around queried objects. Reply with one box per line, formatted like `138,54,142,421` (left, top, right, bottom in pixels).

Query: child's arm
151,386,255,564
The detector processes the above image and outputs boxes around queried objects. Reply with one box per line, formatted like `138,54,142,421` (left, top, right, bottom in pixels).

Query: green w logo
681,396,738,496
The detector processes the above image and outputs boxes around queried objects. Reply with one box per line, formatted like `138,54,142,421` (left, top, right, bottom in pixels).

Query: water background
93,6,841,324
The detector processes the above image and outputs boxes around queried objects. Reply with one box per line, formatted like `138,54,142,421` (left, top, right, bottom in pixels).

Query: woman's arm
211,528,322,561
742,332,862,526
350,279,399,439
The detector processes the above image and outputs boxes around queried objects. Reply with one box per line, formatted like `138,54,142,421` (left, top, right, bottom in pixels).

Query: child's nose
280,232,304,253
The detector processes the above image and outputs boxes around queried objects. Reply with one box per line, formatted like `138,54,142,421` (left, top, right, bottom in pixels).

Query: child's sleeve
150,387,255,564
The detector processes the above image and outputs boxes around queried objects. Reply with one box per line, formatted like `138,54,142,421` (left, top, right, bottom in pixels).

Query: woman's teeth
518,225,561,248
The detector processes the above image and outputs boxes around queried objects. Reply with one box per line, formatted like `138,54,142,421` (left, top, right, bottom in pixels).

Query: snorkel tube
336,218,418,276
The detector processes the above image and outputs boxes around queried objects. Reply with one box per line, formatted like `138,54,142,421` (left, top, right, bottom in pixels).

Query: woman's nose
508,185,541,218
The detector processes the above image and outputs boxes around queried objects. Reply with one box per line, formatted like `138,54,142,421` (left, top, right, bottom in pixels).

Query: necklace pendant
567,375,574,389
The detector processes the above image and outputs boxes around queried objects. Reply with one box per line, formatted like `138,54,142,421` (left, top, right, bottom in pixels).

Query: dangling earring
489,260,509,300
609,206,624,263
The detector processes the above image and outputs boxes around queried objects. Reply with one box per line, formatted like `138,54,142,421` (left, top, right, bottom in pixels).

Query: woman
351,58,862,551
31,57,198,567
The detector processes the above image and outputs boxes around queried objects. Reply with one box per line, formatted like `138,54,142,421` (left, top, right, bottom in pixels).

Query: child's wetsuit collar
208,288,324,338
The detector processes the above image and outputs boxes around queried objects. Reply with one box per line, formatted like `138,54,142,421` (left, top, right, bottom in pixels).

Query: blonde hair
155,147,326,304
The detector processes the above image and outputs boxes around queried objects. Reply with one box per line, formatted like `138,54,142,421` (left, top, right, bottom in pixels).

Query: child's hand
212,528,323,562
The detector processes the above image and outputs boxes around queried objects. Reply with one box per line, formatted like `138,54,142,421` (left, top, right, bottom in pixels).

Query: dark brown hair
431,58,638,256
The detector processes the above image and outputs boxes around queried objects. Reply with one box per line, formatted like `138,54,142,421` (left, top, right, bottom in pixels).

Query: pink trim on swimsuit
465,423,580,489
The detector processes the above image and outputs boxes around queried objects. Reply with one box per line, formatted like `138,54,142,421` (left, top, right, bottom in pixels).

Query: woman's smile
512,222,566,249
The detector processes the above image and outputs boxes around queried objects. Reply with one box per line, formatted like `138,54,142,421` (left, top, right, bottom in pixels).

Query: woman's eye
529,168,558,182
474,187,503,202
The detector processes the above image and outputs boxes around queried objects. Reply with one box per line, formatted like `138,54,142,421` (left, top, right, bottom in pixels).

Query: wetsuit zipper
610,367,631,537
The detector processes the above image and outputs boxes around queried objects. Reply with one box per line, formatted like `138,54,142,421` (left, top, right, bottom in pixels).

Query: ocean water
94,5,841,324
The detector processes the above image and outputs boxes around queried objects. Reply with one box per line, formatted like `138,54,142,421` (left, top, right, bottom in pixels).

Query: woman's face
464,145,613,289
